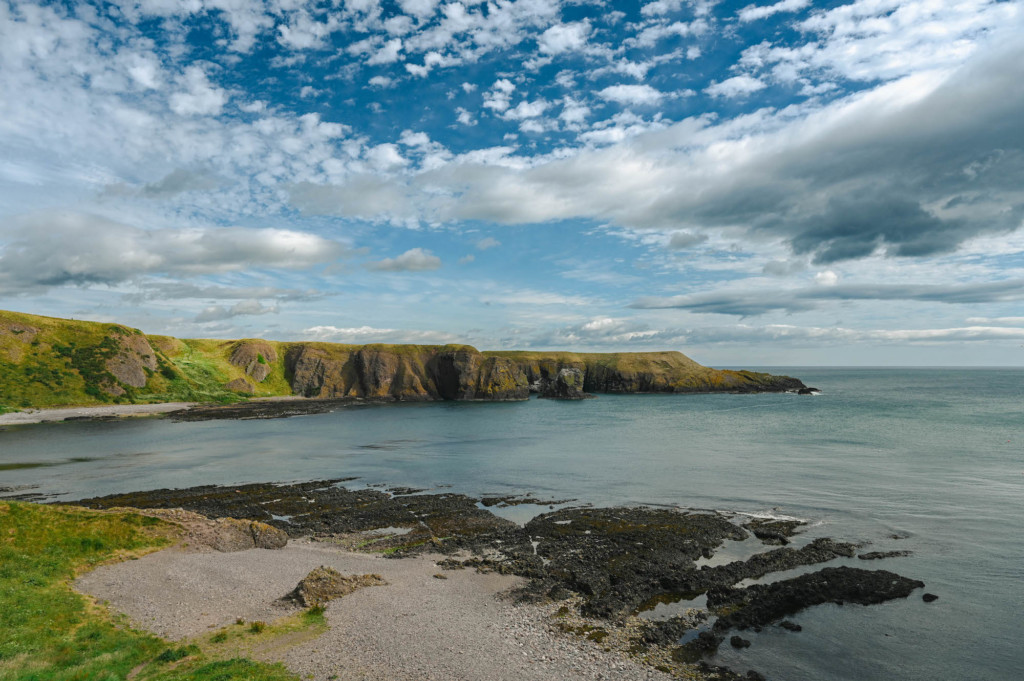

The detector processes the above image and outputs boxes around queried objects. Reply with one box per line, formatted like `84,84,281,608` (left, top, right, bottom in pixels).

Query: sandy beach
0,402,195,426
76,539,671,681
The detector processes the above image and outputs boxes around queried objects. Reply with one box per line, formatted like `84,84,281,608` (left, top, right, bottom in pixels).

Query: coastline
0,402,197,426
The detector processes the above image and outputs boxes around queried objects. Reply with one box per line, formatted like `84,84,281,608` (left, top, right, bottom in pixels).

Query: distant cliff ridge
0,310,804,411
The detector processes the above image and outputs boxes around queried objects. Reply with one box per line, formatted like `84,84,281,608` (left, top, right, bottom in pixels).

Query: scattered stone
433,573,448,580
779,620,802,632
923,593,939,603
797,387,821,395
730,635,751,648
283,565,387,607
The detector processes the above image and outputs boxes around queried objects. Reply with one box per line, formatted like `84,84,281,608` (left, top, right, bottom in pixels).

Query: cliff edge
0,310,804,412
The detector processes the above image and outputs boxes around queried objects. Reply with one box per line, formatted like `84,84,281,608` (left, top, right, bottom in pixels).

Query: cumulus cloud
538,22,590,55
597,84,666,106
705,75,766,98
0,211,348,294
368,247,442,272
738,0,810,23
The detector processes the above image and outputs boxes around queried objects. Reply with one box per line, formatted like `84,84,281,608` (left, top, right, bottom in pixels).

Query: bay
2,367,1021,680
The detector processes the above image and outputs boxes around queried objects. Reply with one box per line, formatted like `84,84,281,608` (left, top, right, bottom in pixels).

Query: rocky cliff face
285,344,530,401
0,309,805,410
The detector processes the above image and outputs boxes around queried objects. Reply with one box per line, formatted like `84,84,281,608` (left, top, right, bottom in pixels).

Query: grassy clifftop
0,310,803,412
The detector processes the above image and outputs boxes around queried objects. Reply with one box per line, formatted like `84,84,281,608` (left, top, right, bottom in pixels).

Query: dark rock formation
779,620,802,632
282,565,386,607
537,366,593,399
730,635,751,648
708,566,925,631
923,593,939,603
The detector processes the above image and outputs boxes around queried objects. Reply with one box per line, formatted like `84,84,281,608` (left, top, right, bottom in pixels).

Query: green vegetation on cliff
0,309,804,412
0,501,300,681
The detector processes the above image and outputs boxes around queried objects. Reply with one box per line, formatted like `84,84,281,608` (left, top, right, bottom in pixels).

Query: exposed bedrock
708,566,925,631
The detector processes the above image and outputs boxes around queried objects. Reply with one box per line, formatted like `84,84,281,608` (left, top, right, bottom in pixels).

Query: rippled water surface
2,368,1021,680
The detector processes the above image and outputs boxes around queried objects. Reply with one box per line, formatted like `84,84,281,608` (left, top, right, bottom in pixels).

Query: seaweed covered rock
708,566,925,631
283,566,387,607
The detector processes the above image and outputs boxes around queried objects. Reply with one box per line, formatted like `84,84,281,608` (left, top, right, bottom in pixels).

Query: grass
0,501,303,681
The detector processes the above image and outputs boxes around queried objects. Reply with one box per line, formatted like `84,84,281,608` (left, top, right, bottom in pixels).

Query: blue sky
1,0,1023,365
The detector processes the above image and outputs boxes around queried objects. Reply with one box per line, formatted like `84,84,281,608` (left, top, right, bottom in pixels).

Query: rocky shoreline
77,479,927,680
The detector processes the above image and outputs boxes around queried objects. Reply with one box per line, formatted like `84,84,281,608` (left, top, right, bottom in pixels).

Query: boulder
229,341,278,383
283,566,387,607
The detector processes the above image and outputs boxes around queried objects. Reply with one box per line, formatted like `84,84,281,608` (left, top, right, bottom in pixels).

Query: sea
1,367,1021,681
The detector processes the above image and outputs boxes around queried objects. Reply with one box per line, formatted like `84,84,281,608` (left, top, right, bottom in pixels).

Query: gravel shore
0,402,195,425
76,539,673,681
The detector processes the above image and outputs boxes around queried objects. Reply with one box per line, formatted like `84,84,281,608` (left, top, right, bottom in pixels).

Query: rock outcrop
283,566,387,607
105,330,158,391
285,343,530,401
224,378,255,394
537,367,593,399
229,341,277,383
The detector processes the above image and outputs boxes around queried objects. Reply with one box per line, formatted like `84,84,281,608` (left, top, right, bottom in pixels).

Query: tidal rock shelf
76,479,926,680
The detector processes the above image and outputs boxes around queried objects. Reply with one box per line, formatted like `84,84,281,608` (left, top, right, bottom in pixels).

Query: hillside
0,310,804,412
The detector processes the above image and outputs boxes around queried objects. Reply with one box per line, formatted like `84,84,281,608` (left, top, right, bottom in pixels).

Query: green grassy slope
0,500,304,681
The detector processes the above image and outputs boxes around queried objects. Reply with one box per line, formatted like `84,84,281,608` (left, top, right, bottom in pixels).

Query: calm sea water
2,368,1021,680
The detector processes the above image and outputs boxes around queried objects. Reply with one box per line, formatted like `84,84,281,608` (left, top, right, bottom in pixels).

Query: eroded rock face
229,341,278,383
284,344,529,401
538,367,592,400
105,331,158,389
283,566,387,607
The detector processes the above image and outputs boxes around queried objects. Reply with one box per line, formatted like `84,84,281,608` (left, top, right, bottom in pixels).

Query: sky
1,0,1023,366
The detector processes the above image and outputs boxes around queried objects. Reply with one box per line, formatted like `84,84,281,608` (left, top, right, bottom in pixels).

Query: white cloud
705,74,767,98
597,84,666,106
476,237,501,250
365,143,408,170
739,0,811,23
367,38,403,65
0,211,348,294
483,78,516,113
398,0,441,20
538,22,590,55
169,66,228,116
368,75,394,87
815,270,839,286
502,99,549,120
368,247,442,272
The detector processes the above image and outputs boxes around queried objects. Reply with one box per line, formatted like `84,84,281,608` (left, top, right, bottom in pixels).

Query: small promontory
0,309,804,411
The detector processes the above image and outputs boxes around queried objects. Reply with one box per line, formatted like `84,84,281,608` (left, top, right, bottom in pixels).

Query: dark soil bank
76,479,925,678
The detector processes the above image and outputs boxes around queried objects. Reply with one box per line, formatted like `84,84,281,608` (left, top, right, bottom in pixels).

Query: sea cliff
0,310,804,411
